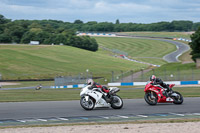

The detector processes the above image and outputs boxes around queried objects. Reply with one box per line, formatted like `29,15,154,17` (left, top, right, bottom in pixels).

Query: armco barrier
50,80,200,89
50,84,85,89
108,80,200,86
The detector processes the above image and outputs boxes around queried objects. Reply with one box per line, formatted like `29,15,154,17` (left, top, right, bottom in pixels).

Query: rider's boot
163,89,168,97
102,94,111,103
166,87,173,97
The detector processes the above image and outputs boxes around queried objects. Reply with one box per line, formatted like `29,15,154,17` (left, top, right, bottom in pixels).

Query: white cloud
0,0,199,23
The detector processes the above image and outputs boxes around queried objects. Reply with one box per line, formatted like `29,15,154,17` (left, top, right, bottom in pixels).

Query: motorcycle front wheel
110,95,123,109
80,97,95,110
171,91,184,104
144,91,157,105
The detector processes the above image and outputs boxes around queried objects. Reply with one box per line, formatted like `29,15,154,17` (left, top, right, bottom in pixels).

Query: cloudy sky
0,0,199,23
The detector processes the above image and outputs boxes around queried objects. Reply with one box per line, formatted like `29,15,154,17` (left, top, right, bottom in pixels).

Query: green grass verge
94,37,176,65
0,89,80,102
120,32,192,39
179,49,193,63
1,81,54,88
0,87,199,102
0,44,148,81
141,62,200,81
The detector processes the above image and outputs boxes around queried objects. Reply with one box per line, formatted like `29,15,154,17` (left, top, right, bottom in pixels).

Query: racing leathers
151,78,171,93
90,82,111,102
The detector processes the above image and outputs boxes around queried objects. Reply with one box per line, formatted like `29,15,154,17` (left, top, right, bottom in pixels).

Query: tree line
0,14,98,51
189,27,200,63
1,14,200,51
76,19,200,32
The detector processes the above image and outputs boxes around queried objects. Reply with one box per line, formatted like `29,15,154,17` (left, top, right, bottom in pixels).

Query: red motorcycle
144,81,183,105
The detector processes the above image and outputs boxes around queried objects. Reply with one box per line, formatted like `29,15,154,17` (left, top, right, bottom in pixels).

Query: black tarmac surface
0,97,199,120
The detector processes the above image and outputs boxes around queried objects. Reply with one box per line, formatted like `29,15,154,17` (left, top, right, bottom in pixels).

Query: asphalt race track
144,38,190,63
161,39,190,62
0,97,200,121
123,36,190,63
0,37,193,125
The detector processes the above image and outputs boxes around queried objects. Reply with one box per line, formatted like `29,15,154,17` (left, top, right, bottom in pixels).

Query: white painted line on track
169,113,185,116
17,120,26,123
57,118,69,121
193,113,200,115
37,119,48,122
117,115,129,118
137,115,148,118
100,116,109,119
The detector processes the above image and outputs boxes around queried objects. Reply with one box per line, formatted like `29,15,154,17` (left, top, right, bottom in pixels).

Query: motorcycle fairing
95,98,109,108
146,86,174,103
86,90,103,102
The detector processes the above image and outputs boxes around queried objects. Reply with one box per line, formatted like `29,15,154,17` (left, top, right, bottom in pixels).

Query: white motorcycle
80,85,123,110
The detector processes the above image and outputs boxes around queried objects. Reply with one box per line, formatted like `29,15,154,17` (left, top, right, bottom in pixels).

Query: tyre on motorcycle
144,91,157,105
110,95,123,109
171,91,184,104
80,96,95,110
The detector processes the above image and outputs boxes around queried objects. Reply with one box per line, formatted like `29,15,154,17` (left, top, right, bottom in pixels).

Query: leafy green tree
86,21,97,25
28,22,42,29
10,26,25,43
95,22,114,31
80,36,98,51
0,34,11,43
0,14,11,24
74,20,83,24
54,34,67,44
0,25,4,34
115,19,120,24
189,27,200,62
43,24,54,33
192,22,200,31
21,31,36,43
171,20,193,31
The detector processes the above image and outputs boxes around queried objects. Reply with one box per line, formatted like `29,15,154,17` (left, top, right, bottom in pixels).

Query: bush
189,27,200,62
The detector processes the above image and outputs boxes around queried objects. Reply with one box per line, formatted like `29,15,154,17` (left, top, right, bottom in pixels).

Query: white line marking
193,113,200,116
37,119,48,122
57,118,69,121
137,115,148,118
169,113,185,116
117,115,129,118
100,116,109,119
17,120,26,123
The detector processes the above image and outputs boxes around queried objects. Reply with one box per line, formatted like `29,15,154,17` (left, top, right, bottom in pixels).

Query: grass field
0,36,177,81
1,81,55,88
94,37,176,65
141,62,200,81
0,44,148,81
0,87,199,102
120,32,193,39
179,49,193,63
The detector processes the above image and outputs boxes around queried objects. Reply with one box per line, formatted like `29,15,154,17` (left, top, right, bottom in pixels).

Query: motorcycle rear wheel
144,91,158,105
80,97,95,110
111,95,123,109
171,91,184,104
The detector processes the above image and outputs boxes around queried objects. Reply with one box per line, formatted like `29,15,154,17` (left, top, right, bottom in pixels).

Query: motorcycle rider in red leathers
150,75,171,96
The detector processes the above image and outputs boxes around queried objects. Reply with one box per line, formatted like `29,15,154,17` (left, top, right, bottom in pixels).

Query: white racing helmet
150,75,156,81
87,79,94,85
